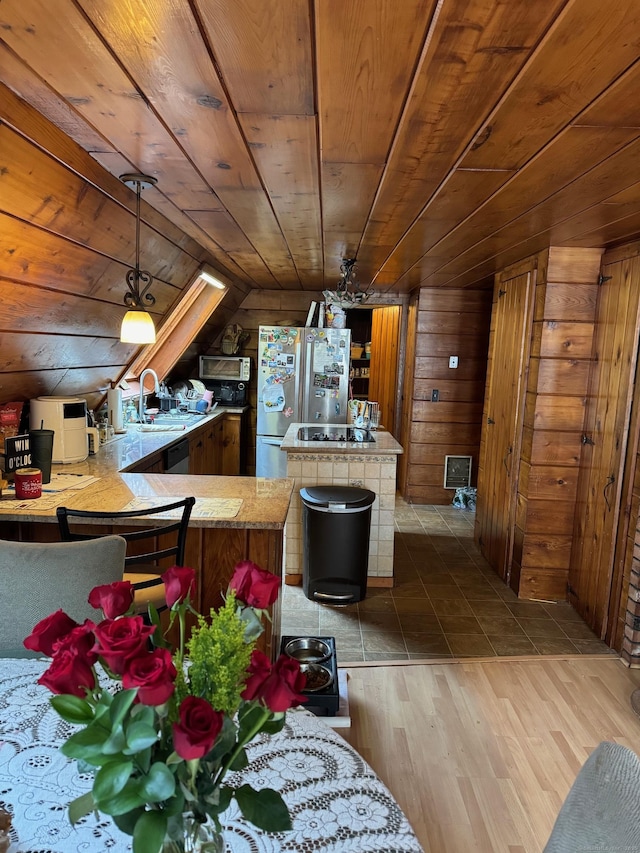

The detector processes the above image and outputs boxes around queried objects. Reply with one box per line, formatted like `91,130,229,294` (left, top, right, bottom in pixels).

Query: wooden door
476,264,535,581
369,305,401,436
568,252,640,636
398,296,417,496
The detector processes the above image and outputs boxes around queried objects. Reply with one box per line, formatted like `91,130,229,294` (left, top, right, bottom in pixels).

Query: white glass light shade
120,309,156,344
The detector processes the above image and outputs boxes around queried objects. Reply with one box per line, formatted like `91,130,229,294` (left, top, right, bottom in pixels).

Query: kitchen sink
144,413,207,426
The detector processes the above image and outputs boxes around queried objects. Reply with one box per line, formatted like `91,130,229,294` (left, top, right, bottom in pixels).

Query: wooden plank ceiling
2,0,640,294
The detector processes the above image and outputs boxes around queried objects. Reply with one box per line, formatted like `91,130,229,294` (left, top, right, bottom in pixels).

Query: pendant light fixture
119,173,158,344
323,257,374,308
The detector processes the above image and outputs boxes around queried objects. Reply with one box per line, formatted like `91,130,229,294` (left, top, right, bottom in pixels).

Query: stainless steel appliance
164,439,190,473
199,355,251,382
205,379,247,405
297,426,375,443
256,325,351,477
199,356,249,405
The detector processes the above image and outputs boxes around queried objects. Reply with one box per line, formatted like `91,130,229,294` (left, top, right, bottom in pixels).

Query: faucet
138,368,160,423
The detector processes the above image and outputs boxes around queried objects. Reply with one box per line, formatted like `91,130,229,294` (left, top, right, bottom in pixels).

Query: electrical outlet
431,389,439,402
449,356,458,368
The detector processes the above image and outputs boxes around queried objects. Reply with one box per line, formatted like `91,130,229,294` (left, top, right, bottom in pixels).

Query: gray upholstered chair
543,741,640,852
0,535,127,657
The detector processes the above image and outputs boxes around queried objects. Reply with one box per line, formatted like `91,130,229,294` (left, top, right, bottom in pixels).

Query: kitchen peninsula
0,411,293,660
280,422,403,587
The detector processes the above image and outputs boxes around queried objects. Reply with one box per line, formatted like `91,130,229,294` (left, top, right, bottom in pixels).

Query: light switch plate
449,356,458,368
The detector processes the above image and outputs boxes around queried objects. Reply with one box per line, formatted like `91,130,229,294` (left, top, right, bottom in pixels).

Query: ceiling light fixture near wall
119,172,158,344
198,271,226,289
323,258,374,308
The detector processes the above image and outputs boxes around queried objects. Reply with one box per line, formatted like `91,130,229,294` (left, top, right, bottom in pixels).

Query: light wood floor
339,656,640,852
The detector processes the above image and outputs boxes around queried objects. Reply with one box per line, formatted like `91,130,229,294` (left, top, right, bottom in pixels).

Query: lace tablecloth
0,659,423,852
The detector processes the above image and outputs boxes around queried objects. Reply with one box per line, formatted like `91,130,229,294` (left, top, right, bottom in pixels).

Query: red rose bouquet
24,561,306,853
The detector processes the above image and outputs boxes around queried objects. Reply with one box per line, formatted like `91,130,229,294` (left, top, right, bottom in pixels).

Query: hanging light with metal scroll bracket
119,172,158,344
323,257,374,308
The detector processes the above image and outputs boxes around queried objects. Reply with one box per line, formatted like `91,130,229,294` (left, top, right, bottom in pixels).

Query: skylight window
126,267,228,384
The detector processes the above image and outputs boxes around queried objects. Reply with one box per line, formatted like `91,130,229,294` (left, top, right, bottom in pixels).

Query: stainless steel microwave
199,355,251,382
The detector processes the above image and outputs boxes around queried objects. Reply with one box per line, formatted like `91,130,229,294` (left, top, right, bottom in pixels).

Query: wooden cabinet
476,247,602,604
126,413,245,478
188,429,205,475
568,243,640,640
476,261,536,584
189,420,216,475
221,413,242,475
211,417,224,474
1,517,284,661
189,413,244,476
128,451,164,474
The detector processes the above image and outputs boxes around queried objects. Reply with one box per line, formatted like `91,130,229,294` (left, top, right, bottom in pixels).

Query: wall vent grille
444,455,472,489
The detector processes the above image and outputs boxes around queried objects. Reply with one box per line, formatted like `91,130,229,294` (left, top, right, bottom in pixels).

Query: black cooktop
297,426,375,443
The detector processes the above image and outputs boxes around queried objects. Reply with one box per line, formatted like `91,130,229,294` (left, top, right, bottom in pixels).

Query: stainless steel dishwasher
164,439,189,474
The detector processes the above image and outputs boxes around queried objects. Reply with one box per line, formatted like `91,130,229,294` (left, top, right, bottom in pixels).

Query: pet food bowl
284,637,331,663
299,662,333,692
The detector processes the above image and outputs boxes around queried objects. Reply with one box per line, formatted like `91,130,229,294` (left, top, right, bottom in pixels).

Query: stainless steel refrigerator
256,325,351,477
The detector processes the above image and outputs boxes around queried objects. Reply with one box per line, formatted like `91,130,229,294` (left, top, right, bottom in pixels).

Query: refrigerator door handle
294,337,302,421
302,336,313,422
261,437,282,447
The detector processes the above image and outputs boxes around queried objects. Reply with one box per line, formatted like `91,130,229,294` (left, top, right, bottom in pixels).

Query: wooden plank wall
512,247,602,600
404,289,492,504
0,84,246,412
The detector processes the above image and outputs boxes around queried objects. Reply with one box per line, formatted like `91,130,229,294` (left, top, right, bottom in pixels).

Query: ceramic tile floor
280,498,616,663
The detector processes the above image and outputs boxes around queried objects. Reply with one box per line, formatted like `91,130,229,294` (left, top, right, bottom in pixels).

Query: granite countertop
0,408,293,529
281,422,403,455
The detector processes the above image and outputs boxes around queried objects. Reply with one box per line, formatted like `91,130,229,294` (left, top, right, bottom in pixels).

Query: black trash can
300,485,375,605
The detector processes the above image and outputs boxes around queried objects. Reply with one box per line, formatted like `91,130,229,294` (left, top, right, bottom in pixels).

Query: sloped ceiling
2,0,640,295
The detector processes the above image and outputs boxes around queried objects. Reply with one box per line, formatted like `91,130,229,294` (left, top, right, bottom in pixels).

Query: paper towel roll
107,387,124,432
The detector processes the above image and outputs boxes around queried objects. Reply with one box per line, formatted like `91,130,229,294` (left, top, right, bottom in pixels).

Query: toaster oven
199,355,251,382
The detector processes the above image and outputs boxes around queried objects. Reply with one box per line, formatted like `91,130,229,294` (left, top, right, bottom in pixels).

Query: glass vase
161,813,225,853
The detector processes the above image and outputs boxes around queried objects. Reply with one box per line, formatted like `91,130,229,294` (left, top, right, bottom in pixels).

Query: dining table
0,658,423,852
